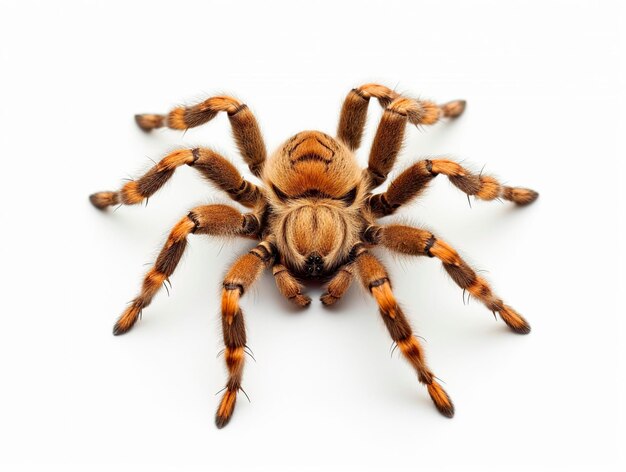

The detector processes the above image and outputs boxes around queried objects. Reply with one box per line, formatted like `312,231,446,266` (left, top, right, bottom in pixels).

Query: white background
0,1,624,471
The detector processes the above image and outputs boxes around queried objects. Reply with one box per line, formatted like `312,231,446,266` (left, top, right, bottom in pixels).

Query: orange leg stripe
397,336,434,384
397,337,425,361
430,240,462,265
120,181,143,204
169,217,196,242
388,97,420,115
217,389,237,418
141,268,167,300
430,159,465,176
204,96,243,114
419,101,441,125
158,149,194,171
225,347,244,372
221,288,241,325
167,108,187,130
466,276,492,299
475,176,501,200
357,83,398,101
371,283,398,318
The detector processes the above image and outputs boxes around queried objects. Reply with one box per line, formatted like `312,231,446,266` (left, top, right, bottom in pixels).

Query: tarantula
90,83,538,428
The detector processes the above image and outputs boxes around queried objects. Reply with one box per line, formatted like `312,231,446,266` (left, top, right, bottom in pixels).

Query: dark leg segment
216,240,276,428
378,225,531,334
354,250,454,417
112,205,260,336
135,95,266,176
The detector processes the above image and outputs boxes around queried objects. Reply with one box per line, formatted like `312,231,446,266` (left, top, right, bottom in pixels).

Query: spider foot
320,292,340,306
89,191,118,210
499,306,531,334
505,188,539,206
427,381,455,418
215,389,237,429
292,294,312,307
112,303,141,336
441,100,466,118
134,113,164,132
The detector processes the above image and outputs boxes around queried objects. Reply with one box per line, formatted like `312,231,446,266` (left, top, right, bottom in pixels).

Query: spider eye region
304,252,324,276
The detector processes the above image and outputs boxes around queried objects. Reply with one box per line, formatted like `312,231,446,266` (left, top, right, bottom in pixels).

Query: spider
90,83,538,428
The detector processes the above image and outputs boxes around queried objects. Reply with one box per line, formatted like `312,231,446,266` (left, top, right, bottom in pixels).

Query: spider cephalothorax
90,83,538,428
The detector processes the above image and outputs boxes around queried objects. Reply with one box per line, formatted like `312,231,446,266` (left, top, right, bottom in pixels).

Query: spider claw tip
214,414,231,429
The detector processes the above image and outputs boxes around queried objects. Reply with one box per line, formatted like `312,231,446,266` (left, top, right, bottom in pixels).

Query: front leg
353,250,454,417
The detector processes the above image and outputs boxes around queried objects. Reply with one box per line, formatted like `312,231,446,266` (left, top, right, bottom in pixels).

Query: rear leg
354,250,454,417
376,224,531,334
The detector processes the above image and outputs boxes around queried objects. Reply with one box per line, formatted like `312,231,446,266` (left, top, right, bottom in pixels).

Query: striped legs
216,240,276,428
336,83,465,190
112,205,260,335
368,158,539,217
90,148,264,210
378,225,531,334
135,95,266,177
354,251,454,417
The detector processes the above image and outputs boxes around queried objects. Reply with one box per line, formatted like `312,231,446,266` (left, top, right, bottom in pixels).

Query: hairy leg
365,95,464,190
368,158,538,217
90,148,264,210
135,95,266,176
216,240,276,428
353,250,454,417
370,224,531,334
320,263,355,306
337,83,465,152
336,84,465,190
272,263,311,307
112,205,260,335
